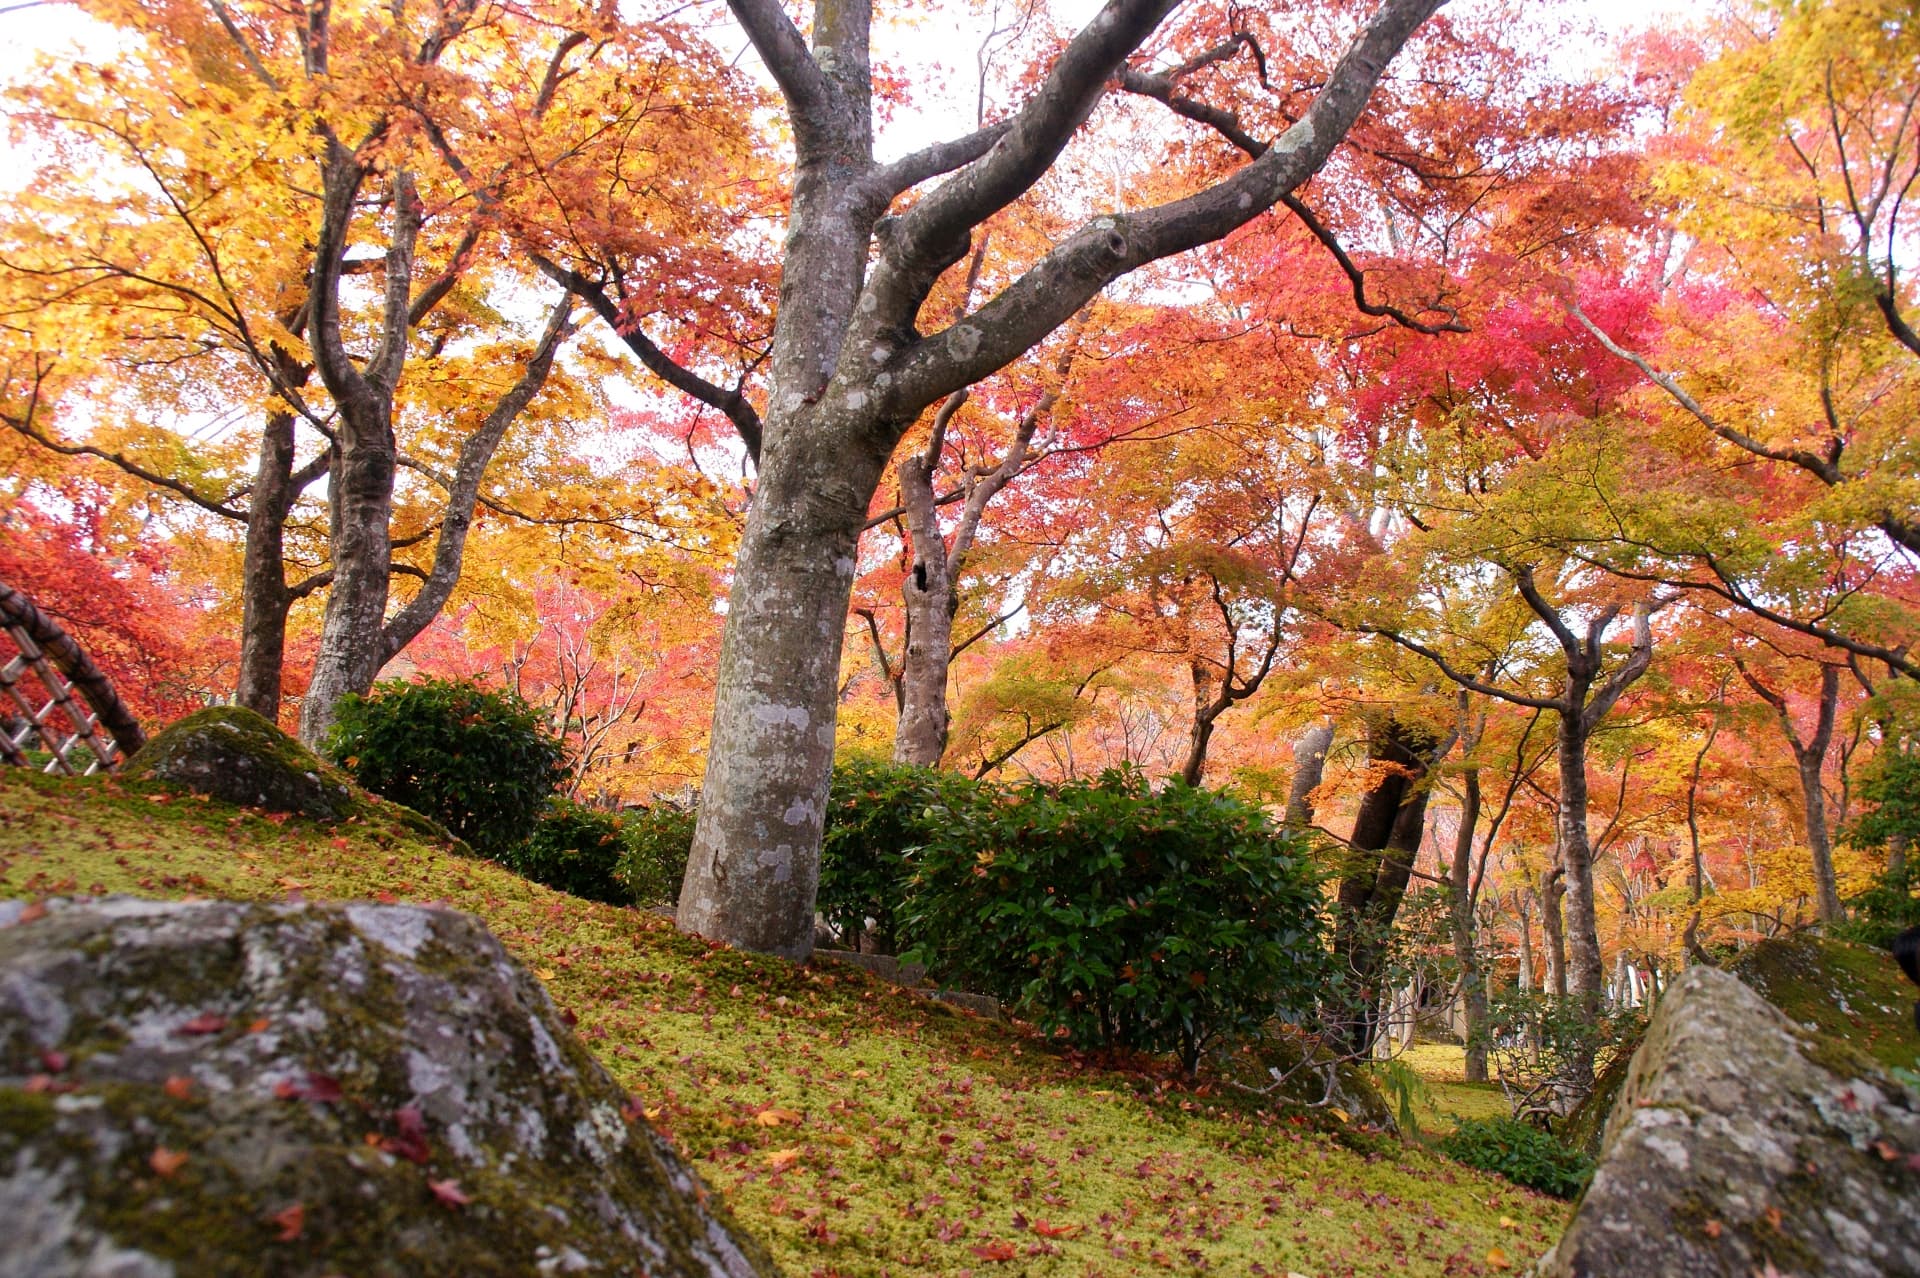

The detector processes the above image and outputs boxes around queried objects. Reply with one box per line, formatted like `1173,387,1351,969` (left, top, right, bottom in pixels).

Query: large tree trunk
1179,661,1218,787
1556,715,1604,1027
299,422,398,747
678,432,891,957
678,0,1442,959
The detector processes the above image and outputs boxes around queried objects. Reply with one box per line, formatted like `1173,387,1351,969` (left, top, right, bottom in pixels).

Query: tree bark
1284,721,1335,829
1739,661,1844,923
234,403,298,722
1449,761,1489,1082
679,0,1444,956
1539,866,1567,1000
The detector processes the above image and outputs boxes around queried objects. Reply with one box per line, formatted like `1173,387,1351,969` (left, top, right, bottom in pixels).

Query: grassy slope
0,770,1566,1277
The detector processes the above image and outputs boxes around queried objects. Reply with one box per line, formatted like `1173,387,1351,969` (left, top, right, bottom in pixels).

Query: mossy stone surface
124,708,360,821
1729,933,1920,1076
1540,965,1920,1278
0,896,779,1277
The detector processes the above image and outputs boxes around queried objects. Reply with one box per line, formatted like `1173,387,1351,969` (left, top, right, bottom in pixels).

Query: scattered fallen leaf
276,877,308,891
1762,1206,1783,1231
176,1013,228,1036
764,1147,802,1171
756,1108,803,1127
246,1018,271,1034
1872,1140,1900,1162
1485,1245,1511,1270
535,968,557,981
270,1203,304,1242
1032,1220,1082,1239
428,1178,471,1209
149,1147,188,1178
163,1075,195,1100
1328,1107,1349,1123
1498,1216,1518,1230
39,1050,69,1073
969,1241,1018,1263
16,901,47,925
1704,1220,1723,1240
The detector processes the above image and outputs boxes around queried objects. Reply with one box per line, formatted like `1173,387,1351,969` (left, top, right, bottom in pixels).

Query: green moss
1728,934,1920,1075
0,768,1573,1276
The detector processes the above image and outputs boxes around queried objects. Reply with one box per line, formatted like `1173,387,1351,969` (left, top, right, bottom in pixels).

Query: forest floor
0,768,1568,1277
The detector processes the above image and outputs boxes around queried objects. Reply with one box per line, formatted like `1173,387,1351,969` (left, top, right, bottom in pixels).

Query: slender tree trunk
1557,715,1604,1025
235,404,297,722
1450,766,1489,1082
1179,661,1217,787
1539,867,1567,1000
1740,662,1844,923
1284,720,1334,830
893,450,957,767
1517,894,1534,994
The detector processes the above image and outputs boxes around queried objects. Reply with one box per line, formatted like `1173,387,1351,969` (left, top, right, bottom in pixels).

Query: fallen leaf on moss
764,1147,802,1171
149,1147,188,1178
970,1241,1018,1262
163,1075,194,1100
428,1178,471,1208
755,1108,802,1127
176,1012,227,1036
1485,1245,1511,1270
270,1203,304,1242
1032,1220,1081,1239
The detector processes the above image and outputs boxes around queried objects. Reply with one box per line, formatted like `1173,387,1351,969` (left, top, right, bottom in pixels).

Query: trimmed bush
325,678,567,861
615,804,699,907
818,756,981,952
1438,1116,1594,1199
512,798,630,904
902,767,1325,1074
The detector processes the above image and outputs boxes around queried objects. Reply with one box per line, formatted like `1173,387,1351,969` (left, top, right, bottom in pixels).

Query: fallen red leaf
149,1147,188,1178
969,1241,1018,1262
379,1105,432,1164
16,901,47,925
39,1050,69,1073
1033,1220,1082,1239
163,1076,194,1100
246,1018,272,1034
176,1013,228,1036
270,1203,304,1242
428,1178,471,1209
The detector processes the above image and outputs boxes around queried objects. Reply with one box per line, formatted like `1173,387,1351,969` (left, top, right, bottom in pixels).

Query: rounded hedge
324,678,567,862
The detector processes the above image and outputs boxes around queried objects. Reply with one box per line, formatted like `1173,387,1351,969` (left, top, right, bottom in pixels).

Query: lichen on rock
0,896,781,1277
123,707,360,821
1538,964,1920,1278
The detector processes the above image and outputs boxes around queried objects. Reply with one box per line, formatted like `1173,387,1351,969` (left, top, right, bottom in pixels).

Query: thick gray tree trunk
1449,764,1489,1082
676,0,1445,956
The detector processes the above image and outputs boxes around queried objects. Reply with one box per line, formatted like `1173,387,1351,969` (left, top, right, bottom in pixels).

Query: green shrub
1438,1116,1593,1199
510,798,630,904
818,756,982,952
902,767,1325,1074
615,803,699,907
324,678,567,861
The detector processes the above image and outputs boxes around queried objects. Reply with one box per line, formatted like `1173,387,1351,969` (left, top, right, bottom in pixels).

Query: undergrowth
0,769,1570,1276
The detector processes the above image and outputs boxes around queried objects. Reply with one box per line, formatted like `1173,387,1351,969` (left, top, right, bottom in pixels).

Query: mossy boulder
1729,933,1920,1076
124,708,358,821
0,896,779,1277
1539,965,1920,1278
1560,1034,1639,1158
1216,1026,1397,1133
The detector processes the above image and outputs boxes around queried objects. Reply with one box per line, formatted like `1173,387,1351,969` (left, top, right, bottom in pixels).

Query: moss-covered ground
0,769,1568,1276
1392,1045,1515,1137
1728,932,1920,1077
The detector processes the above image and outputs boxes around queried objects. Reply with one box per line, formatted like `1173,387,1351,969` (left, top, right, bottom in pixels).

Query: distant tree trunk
1284,721,1335,830
1539,866,1567,1000
1449,761,1489,1082
1739,661,1844,923
1517,893,1534,994
235,402,299,722
1332,713,1450,1056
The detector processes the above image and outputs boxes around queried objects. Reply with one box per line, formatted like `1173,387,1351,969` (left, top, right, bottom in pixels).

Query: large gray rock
0,897,779,1278
124,707,358,820
1539,965,1920,1278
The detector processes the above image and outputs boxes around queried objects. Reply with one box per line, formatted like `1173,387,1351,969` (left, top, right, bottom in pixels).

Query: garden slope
0,769,1566,1277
